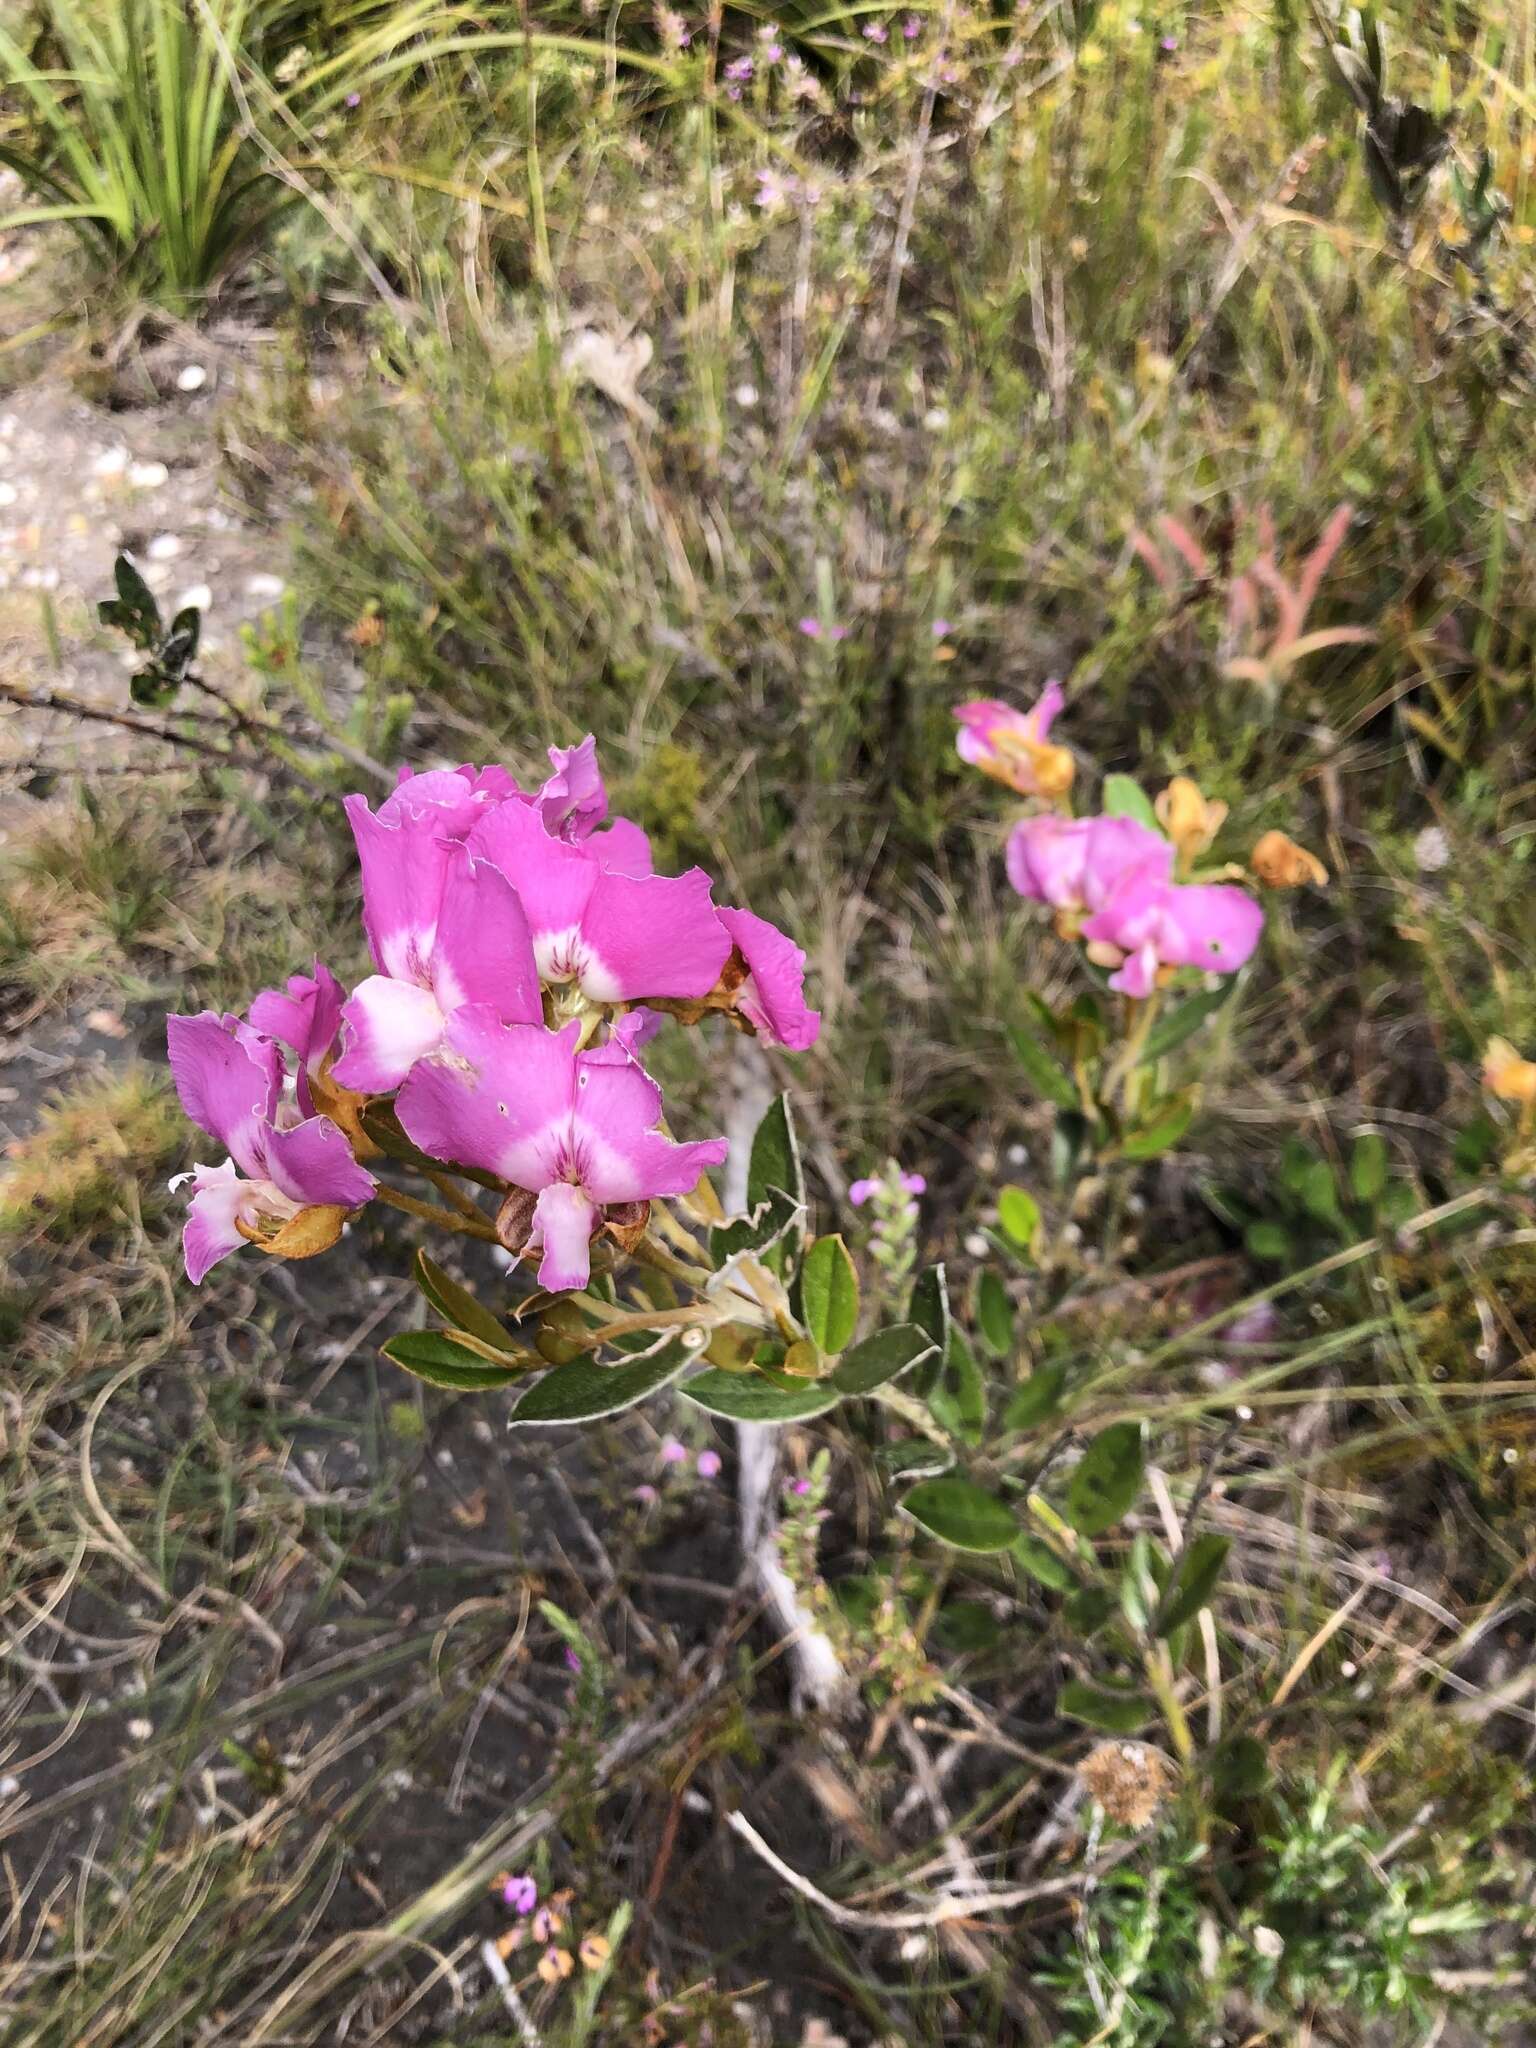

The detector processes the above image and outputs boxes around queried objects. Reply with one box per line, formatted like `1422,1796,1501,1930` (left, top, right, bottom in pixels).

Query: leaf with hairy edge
1058,1679,1154,1733
830,1322,936,1395
800,1234,860,1354
512,1343,691,1424
1066,1421,1145,1535
382,1330,525,1391
680,1370,840,1421
414,1250,520,1354
900,1476,1017,1553
1155,1533,1231,1637
709,1185,802,1265
747,1093,804,1212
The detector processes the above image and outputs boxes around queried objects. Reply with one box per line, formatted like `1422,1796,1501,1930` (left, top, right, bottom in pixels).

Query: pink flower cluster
1006,810,1261,996
167,739,819,1294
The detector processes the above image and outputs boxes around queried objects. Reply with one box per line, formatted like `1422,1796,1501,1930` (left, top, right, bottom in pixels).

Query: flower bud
1250,829,1328,889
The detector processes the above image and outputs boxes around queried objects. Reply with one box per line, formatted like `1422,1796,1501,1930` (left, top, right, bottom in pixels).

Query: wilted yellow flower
537,1945,575,1984
1155,776,1227,863
1483,1037,1536,1105
578,1931,612,1970
1250,829,1329,889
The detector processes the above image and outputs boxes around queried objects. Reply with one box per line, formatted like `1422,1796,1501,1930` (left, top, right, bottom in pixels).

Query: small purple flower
502,1874,538,1915
1160,34,1178,50
797,617,848,641
563,1647,582,1673
863,19,889,39
345,91,361,107
660,1437,689,1466
931,618,952,639
724,54,753,80
1221,1300,1279,1347
903,12,921,35
696,1449,722,1480
849,1169,925,1206
633,1483,659,1505
790,1477,812,1497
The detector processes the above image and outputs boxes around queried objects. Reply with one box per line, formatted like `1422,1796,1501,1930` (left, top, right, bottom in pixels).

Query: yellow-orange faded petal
1250,830,1329,889
1483,1037,1536,1104
1155,776,1227,861
242,1204,349,1261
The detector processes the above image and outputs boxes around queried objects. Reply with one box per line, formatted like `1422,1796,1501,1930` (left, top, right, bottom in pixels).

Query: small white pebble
734,382,759,407
1413,825,1450,874
93,446,129,477
923,406,950,430
177,583,212,612
244,571,285,600
147,533,182,561
1503,1447,1518,1465
1251,1926,1284,1960
128,460,169,489
964,1232,988,1258
1340,1660,1357,1678
177,364,208,392
0,1774,19,1798
127,1718,154,1743
0,482,17,508
434,1447,455,1470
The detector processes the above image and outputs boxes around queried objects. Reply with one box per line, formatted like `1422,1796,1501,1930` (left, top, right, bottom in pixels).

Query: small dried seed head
1077,1740,1173,1830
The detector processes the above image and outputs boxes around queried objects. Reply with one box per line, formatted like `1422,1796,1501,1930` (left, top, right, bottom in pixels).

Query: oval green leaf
680,1369,841,1422
1058,1678,1154,1734
382,1330,525,1391
414,1250,520,1354
831,1322,936,1396
511,1343,690,1425
1156,1532,1230,1637
1066,1421,1145,1535
900,1476,1018,1553
801,1234,860,1355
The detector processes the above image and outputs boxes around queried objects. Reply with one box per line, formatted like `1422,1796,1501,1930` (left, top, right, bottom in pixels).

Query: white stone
177,583,212,612
128,461,170,490
0,482,17,508
93,446,129,477
176,364,208,392
147,533,182,560
244,572,285,600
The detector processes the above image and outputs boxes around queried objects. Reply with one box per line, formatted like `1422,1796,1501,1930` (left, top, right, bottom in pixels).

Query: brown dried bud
1251,829,1328,889
1077,1739,1173,1830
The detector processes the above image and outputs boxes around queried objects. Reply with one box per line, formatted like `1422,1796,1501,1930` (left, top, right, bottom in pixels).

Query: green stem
376,1184,500,1242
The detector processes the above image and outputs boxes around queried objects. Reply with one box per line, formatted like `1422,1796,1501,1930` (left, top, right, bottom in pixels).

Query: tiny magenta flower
863,19,888,39
659,1437,689,1465
848,1167,925,1206
695,1449,722,1479
166,1012,375,1283
502,1874,538,1914
953,684,1074,799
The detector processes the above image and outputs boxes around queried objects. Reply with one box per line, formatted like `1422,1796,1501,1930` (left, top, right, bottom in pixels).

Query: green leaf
1121,1092,1195,1159
1013,1533,1076,1591
997,1185,1041,1255
382,1330,524,1391
927,1329,986,1444
1066,1421,1145,1535
1245,1220,1292,1263
1349,1132,1389,1208
1002,1362,1067,1433
1156,1533,1231,1636
1058,1679,1154,1734
878,1439,954,1480
512,1344,690,1424
710,1185,802,1266
932,1600,1002,1653
680,1369,841,1421
1102,774,1161,833
1144,981,1237,1060
800,1235,860,1355
901,1476,1018,1553
976,1270,1015,1354
1064,1585,1116,1635
1009,1026,1080,1112
99,552,161,650
129,664,179,709
908,1264,951,1398
414,1250,519,1354
1298,1157,1344,1228
831,1322,936,1395
748,1094,804,1212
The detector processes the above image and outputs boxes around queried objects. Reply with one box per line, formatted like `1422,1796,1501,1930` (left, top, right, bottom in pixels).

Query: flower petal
576,868,731,1001
467,800,600,963
528,1182,600,1291
248,959,345,1112
264,1117,376,1211
331,976,448,1093
166,1011,282,1179
572,1053,728,1204
396,1012,578,1189
590,816,653,875
717,906,820,1049
180,1160,258,1284
536,735,607,839
429,847,543,1023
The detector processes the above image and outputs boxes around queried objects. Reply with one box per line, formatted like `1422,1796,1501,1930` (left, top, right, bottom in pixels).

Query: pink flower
166,1012,374,1283
931,618,952,639
247,958,344,1115
696,1448,722,1479
1005,814,1172,918
502,1874,538,1915
717,905,820,1051
396,1011,727,1292
660,1436,689,1465
863,19,889,39
952,683,1073,798
467,798,731,1007
849,1169,926,1206
902,13,921,35
797,617,848,641
724,54,753,80
1081,870,1264,997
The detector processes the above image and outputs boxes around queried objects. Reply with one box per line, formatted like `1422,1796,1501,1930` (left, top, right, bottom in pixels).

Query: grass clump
0,1065,182,1241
